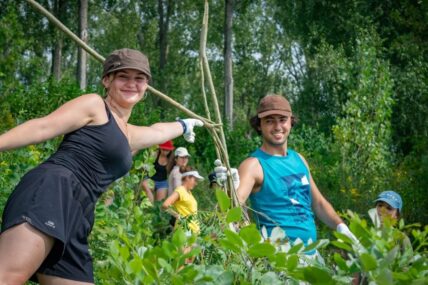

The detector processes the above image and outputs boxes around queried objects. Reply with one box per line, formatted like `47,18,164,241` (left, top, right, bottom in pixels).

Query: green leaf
239,225,262,246
109,240,120,257
179,265,199,281
158,258,173,273
215,188,231,212
142,258,158,279
333,253,349,271
374,268,393,284
271,252,287,268
303,239,323,252
303,267,334,284
287,254,299,271
391,272,410,281
331,240,353,252
217,272,234,285
350,220,370,241
334,232,353,244
248,243,276,258
238,278,252,285
260,272,282,283
119,245,130,260
219,239,242,253
224,229,244,248
171,275,185,285
399,218,405,229
379,246,398,268
360,253,378,271
226,207,242,223
134,159,143,169
126,257,143,274
172,228,186,248
287,242,304,254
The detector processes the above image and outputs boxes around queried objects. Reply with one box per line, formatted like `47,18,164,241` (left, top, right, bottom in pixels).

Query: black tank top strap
103,100,113,120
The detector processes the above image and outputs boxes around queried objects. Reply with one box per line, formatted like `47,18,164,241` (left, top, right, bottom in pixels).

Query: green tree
333,30,394,207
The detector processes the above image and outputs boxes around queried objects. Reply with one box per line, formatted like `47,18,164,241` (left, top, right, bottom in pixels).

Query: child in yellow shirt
162,165,204,234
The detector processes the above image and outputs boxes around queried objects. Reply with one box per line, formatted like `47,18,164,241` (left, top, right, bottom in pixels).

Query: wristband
177,119,187,135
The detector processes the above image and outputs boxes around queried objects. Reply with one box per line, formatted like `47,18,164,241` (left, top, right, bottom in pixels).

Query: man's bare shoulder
239,156,263,182
235,156,263,200
239,156,260,169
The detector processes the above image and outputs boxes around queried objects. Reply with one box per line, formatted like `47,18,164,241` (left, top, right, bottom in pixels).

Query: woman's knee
156,188,167,200
0,272,31,285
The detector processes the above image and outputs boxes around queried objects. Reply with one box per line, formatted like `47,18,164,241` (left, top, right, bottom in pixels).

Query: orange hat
159,140,175,150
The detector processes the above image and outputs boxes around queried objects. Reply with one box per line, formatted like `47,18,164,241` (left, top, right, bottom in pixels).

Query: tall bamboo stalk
199,1,244,210
199,1,230,164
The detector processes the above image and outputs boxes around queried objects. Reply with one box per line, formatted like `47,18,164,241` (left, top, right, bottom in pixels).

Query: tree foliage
333,30,394,202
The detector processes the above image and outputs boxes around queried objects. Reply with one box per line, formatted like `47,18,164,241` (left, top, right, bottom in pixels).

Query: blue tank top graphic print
249,148,317,245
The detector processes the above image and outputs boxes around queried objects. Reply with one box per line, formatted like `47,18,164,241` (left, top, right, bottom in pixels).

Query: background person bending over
0,48,203,284
140,140,175,202
162,165,204,235
219,94,357,255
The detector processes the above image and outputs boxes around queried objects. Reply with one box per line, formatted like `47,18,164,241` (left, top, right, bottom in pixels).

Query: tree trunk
77,0,88,89
156,0,173,117
51,0,66,81
158,0,171,72
224,0,234,127
52,37,63,81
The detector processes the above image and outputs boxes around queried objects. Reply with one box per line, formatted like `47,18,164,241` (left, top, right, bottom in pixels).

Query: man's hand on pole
214,159,239,189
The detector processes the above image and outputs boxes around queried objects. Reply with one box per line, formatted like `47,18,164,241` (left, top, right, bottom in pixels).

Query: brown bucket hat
102,48,151,79
257,94,292,118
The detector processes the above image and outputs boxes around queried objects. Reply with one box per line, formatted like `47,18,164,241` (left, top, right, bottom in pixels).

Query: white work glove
368,208,381,228
337,223,366,254
214,159,227,185
214,159,239,189
178,119,204,143
230,168,240,189
336,223,359,244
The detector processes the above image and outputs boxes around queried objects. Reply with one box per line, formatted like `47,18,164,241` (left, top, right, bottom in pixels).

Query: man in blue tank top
233,94,357,254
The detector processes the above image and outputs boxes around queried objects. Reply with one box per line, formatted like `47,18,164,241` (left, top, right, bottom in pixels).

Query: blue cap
374,191,403,212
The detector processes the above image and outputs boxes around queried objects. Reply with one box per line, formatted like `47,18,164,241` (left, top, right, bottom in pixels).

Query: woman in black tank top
0,48,203,284
139,140,175,202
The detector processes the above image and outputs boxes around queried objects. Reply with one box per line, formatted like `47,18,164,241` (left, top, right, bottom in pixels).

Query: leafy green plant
91,181,428,284
331,211,428,284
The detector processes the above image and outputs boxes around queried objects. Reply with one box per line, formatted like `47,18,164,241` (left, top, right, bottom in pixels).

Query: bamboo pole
200,1,229,164
199,1,244,210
